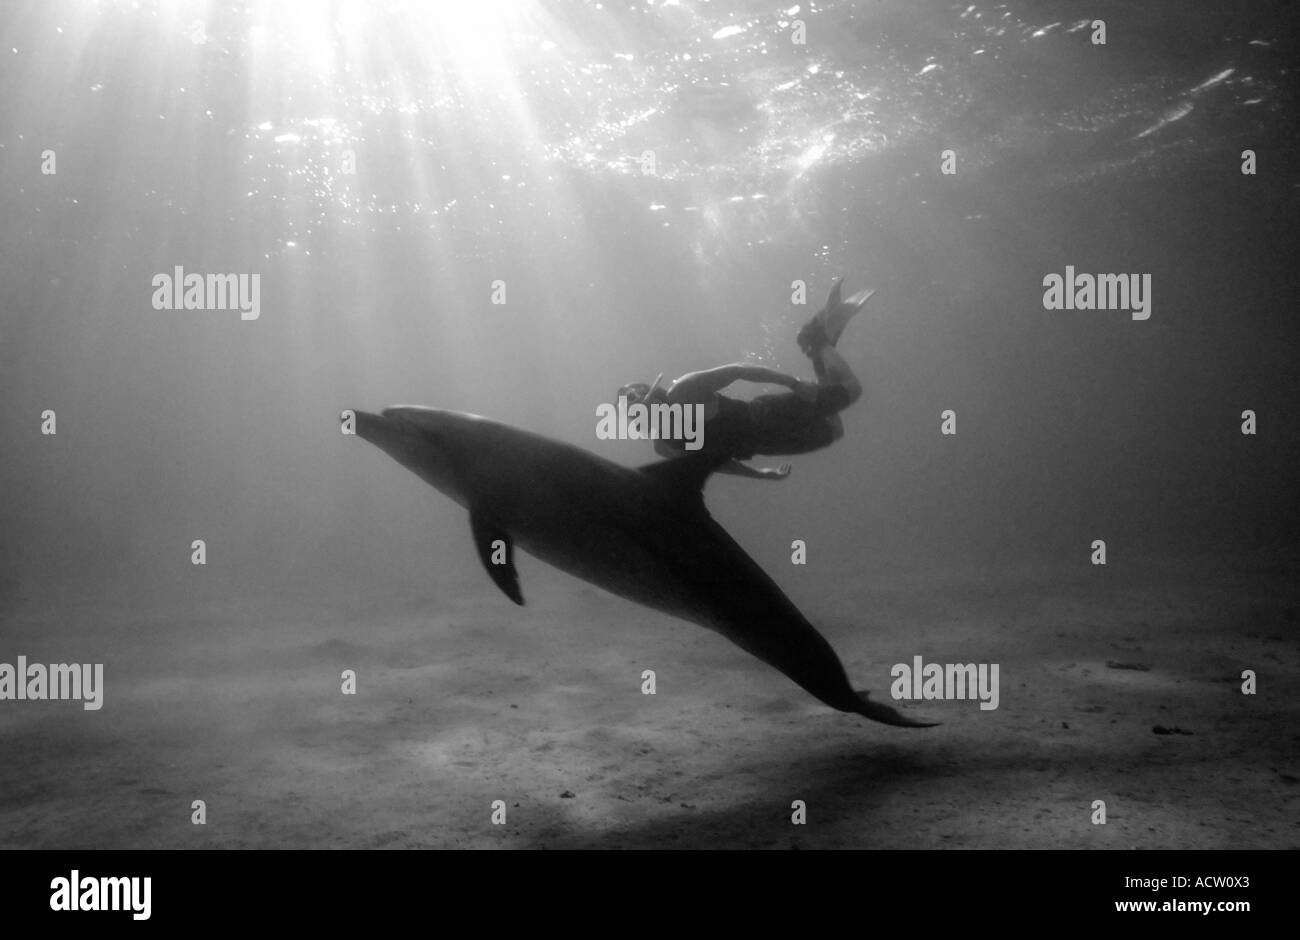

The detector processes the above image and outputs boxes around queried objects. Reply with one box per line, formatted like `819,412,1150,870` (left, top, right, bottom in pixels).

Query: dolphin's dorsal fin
638,453,727,498
469,509,524,605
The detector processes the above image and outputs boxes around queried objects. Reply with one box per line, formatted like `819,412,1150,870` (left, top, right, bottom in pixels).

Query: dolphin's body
353,406,932,727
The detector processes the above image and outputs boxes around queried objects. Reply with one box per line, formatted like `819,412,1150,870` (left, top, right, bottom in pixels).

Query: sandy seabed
1,555,1296,850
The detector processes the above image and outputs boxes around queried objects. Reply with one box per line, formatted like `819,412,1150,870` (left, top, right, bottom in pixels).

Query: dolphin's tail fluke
851,690,939,728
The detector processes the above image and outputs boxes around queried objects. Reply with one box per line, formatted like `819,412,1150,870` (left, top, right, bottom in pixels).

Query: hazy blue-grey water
0,1,1298,850
3,1,1297,612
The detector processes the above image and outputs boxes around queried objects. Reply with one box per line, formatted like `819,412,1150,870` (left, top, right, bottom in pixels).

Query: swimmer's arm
671,363,799,399
717,460,792,480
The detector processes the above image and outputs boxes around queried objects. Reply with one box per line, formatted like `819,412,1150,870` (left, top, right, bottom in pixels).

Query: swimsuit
663,387,851,459
747,385,850,455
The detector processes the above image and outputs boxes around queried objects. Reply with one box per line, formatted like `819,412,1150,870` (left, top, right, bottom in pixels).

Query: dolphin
352,406,934,727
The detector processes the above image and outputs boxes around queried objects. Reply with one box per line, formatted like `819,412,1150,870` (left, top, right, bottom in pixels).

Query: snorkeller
618,278,874,480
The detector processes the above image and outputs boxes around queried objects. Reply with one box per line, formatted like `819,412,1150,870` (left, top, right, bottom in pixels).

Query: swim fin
819,285,875,346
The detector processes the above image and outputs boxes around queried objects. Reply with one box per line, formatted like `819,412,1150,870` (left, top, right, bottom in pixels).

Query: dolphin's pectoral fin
469,510,524,606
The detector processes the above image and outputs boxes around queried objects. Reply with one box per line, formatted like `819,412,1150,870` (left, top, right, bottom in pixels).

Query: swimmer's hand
757,463,792,480
719,459,791,480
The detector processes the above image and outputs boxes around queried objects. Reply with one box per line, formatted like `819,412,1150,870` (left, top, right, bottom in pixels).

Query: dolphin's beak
355,408,430,441
379,407,414,426
352,406,465,509
352,409,421,463
353,409,395,445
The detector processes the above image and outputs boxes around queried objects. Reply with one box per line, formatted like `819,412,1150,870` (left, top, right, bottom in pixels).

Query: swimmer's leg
811,346,861,407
